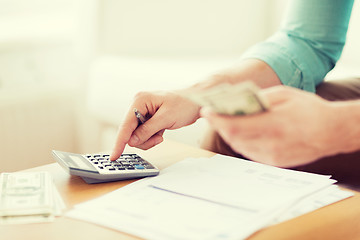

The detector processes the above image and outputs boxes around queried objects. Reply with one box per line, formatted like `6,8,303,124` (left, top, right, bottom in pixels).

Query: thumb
260,86,296,106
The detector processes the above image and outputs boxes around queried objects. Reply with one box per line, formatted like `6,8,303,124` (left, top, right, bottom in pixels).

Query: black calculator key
126,167,135,170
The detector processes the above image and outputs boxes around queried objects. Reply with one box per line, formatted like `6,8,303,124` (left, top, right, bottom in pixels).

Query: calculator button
102,154,110,157
134,164,145,169
126,167,135,170
116,167,126,170
93,155,101,158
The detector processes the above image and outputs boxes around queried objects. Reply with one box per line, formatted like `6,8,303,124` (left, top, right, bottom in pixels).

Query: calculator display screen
54,151,98,173
69,156,94,170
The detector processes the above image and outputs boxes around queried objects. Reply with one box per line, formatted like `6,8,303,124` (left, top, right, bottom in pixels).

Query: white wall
97,0,286,57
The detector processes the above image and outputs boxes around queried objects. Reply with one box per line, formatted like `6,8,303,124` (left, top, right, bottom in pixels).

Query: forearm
187,59,282,91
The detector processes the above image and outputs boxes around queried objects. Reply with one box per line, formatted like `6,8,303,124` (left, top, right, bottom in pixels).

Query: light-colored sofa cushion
0,85,77,172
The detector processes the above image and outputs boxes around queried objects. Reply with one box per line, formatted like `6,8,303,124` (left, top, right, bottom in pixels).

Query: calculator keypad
85,154,155,173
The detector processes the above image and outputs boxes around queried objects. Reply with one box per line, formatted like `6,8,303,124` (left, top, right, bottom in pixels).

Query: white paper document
150,155,336,211
66,155,353,240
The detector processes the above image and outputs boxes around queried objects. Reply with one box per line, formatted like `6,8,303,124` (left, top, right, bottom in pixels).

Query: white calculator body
52,150,159,184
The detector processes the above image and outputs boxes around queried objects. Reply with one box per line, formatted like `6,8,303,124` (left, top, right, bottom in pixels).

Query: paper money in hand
183,81,269,115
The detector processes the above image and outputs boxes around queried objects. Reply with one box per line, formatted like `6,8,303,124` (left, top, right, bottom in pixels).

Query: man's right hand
109,90,201,160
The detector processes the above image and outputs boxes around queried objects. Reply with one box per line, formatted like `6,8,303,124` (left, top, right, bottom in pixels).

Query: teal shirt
241,0,354,92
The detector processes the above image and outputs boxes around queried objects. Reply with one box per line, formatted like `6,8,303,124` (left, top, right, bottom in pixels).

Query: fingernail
129,134,139,145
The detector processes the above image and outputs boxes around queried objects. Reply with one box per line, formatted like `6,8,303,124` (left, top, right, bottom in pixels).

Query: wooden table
2,139,360,240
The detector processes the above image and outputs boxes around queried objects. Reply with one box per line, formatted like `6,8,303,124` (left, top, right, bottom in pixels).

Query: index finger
110,106,141,160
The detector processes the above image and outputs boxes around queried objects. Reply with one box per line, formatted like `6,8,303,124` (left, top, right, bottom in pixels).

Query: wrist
171,89,202,120
327,101,360,155
185,59,282,91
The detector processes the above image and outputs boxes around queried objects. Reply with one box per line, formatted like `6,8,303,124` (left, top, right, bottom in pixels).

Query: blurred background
1,0,360,172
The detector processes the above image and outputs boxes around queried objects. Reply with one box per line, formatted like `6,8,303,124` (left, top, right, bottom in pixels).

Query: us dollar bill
0,172,65,224
182,81,269,115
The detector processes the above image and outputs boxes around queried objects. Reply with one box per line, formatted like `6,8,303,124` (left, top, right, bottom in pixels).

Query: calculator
52,150,159,184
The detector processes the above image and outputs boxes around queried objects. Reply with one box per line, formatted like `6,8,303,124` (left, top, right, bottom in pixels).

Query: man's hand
201,86,340,168
109,59,283,161
110,91,201,160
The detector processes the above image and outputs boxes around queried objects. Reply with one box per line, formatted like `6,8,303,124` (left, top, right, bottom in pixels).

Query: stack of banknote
0,171,66,224
183,81,269,115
